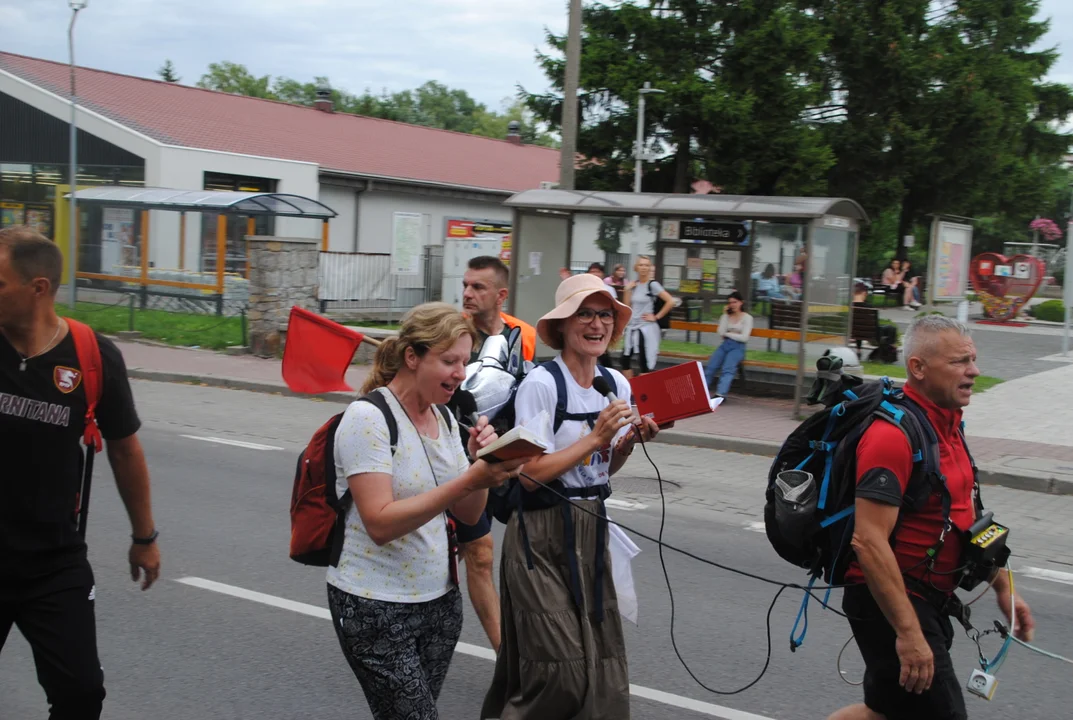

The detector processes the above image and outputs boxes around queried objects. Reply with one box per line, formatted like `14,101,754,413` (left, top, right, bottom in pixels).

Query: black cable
643,435,787,694
515,431,851,696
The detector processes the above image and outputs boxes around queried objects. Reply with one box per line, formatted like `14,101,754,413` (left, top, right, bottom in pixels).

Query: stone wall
246,236,319,357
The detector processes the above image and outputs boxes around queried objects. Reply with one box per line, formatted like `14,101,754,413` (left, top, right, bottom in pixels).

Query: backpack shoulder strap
542,360,570,434
543,359,607,433
436,404,454,431
65,319,104,453
357,389,399,455
958,420,984,514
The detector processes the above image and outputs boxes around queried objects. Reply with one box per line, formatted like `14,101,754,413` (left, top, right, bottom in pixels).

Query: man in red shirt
829,316,1035,720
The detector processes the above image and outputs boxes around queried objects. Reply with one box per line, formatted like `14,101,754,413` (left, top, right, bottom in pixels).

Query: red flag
282,306,364,393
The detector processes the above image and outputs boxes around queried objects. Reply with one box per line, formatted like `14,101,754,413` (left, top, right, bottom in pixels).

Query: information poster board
0,202,24,228
392,212,424,275
927,219,973,302
446,218,513,264
657,219,750,300
101,207,136,274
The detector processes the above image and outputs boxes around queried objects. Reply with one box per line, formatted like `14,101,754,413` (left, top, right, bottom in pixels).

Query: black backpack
648,281,671,330
765,377,954,650
764,378,947,583
486,361,616,523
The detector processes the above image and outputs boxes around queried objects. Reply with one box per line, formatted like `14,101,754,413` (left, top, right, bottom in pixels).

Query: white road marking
606,498,648,511
745,522,766,533
1020,567,1073,586
180,435,284,451
177,576,774,720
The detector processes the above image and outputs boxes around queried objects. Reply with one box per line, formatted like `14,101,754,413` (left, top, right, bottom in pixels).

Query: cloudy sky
2,0,1071,112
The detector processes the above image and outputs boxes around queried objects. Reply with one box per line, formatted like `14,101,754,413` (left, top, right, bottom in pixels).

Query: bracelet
132,529,159,545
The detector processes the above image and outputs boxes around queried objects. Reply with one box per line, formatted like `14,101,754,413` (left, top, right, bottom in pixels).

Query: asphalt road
3,381,1072,719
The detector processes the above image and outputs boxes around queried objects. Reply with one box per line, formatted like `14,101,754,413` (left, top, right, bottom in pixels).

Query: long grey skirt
480,499,630,720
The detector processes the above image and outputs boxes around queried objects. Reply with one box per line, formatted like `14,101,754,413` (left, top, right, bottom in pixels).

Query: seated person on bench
704,291,753,399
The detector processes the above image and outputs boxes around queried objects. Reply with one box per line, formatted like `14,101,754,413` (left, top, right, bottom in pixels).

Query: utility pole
558,0,582,190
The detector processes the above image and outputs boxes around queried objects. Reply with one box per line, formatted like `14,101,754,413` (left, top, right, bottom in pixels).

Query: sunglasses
575,308,615,323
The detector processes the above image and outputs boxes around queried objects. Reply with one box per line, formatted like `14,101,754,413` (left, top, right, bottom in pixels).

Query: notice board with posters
657,219,750,301
441,218,514,307
927,218,973,302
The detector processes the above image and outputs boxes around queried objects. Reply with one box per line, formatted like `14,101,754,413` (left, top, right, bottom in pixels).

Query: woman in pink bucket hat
482,273,661,720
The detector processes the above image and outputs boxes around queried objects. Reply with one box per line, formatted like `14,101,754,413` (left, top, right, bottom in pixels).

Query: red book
281,306,365,393
627,361,723,425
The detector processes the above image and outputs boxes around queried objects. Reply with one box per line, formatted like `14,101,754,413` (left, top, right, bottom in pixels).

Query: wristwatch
132,529,159,545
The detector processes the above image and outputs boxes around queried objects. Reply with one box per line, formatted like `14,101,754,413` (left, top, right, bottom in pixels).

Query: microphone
592,376,618,403
452,389,481,428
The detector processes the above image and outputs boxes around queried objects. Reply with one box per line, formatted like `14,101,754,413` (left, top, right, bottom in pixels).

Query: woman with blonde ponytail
327,302,537,720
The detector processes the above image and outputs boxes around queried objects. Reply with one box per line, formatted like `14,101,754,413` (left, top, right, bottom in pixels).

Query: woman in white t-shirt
621,255,674,376
327,302,532,720
481,274,661,720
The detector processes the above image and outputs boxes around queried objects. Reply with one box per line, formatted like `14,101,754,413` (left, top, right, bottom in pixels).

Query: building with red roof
0,51,561,290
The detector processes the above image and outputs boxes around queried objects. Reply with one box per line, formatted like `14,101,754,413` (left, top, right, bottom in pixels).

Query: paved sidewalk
112,337,1073,495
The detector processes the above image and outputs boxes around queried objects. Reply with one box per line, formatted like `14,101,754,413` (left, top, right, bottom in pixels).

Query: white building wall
154,146,320,269
319,185,358,252
355,190,511,253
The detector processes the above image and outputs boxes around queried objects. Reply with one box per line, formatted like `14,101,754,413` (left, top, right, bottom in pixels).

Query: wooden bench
765,301,846,353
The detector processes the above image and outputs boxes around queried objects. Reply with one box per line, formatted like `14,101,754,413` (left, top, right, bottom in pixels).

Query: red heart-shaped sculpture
969,253,1044,321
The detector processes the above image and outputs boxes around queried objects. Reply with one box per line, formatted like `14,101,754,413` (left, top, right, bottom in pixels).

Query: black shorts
843,584,967,720
448,507,492,544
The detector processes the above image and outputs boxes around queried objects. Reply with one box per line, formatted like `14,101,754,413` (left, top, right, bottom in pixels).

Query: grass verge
61,301,245,350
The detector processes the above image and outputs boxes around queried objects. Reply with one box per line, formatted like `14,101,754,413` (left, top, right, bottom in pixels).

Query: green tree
157,59,180,83
818,0,1073,259
192,62,555,145
524,0,833,194
196,61,275,98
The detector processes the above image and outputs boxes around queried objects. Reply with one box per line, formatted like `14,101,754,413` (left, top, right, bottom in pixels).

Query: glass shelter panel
805,226,857,343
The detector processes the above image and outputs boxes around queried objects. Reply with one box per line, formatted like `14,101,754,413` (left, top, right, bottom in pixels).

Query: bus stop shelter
502,189,869,416
64,186,337,312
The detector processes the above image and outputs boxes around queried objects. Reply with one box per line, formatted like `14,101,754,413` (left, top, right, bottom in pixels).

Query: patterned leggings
327,584,463,720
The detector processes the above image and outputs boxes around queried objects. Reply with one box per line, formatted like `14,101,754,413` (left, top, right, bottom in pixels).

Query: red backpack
288,390,452,567
63,319,105,539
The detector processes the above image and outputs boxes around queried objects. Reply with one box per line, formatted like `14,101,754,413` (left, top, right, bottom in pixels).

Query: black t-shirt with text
0,329,141,577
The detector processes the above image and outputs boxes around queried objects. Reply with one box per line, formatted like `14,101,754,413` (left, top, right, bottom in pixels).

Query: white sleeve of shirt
513,373,558,451
335,399,394,480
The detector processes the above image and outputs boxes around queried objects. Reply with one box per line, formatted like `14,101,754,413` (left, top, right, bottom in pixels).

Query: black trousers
843,584,967,720
0,558,106,720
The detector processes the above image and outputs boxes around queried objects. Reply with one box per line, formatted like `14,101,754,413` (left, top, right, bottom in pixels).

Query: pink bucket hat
536,273,632,350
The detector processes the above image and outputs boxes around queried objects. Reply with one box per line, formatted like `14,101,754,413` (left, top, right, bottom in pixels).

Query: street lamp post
631,82,664,263
67,0,87,309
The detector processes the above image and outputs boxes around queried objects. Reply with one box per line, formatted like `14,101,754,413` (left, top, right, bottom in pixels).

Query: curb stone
129,370,1070,496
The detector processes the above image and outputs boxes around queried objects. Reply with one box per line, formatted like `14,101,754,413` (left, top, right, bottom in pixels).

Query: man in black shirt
0,227,161,720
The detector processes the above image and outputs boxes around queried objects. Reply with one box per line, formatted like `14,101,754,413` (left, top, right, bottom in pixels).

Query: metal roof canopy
504,189,869,419
504,189,869,222
65,186,338,219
